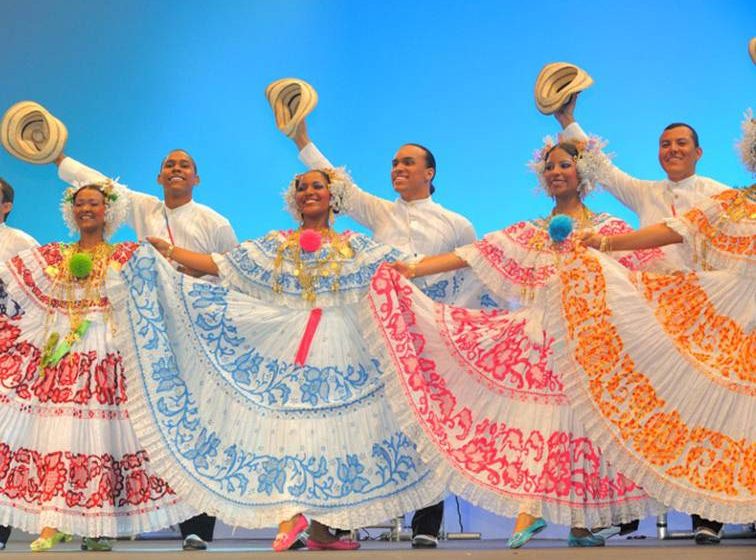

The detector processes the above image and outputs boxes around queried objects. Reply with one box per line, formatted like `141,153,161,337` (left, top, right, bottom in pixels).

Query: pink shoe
306,538,360,551
272,514,308,552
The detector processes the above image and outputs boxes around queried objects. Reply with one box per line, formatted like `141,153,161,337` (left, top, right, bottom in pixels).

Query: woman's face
543,147,580,199
295,170,331,220
73,187,107,235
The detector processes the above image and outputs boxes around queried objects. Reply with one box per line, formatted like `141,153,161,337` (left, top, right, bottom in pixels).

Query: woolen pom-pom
548,214,574,242
299,229,323,253
69,252,94,278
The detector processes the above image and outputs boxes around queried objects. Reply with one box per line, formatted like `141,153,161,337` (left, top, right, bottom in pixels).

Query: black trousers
411,501,444,537
691,515,722,533
179,514,216,542
0,525,10,545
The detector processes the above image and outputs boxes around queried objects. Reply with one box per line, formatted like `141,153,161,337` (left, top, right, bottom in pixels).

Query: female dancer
0,181,192,551
113,168,446,551
374,139,665,547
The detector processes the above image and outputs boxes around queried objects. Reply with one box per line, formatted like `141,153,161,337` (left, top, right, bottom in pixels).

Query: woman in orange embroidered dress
366,139,668,548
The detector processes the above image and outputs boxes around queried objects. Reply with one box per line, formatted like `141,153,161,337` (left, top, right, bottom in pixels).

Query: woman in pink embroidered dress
368,140,666,548
0,182,192,551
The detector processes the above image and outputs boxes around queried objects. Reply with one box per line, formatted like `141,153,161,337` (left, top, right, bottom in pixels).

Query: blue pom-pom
548,214,574,242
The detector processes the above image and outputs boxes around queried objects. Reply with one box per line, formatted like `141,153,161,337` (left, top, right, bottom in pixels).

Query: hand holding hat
1,101,68,164
534,62,593,115
265,78,318,138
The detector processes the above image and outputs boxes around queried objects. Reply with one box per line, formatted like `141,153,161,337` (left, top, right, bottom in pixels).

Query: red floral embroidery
368,265,643,505
0,443,174,509
437,305,565,403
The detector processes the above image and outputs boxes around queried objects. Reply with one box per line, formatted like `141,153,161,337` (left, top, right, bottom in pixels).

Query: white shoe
182,534,207,550
411,534,438,548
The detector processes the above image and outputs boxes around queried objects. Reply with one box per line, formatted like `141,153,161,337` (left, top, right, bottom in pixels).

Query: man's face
0,200,10,223
658,126,702,182
391,145,434,199
157,150,200,197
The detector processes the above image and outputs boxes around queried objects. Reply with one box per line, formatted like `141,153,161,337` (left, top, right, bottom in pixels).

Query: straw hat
749,37,756,64
534,63,594,115
265,78,318,138
1,101,68,164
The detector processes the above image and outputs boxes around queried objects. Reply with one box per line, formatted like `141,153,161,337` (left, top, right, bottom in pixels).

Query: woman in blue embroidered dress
112,169,446,551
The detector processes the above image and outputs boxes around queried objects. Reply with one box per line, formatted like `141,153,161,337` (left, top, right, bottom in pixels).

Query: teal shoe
507,518,547,549
567,531,605,547
81,537,113,552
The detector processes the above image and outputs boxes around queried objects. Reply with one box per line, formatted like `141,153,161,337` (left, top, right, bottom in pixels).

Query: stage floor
0,539,754,559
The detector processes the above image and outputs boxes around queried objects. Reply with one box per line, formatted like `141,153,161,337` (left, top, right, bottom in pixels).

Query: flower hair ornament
528,134,610,197
737,109,756,174
283,166,352,222
61,178,130,239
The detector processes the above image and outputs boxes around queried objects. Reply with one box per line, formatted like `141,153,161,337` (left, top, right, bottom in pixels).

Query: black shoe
694,527,721,545
411,534,438,548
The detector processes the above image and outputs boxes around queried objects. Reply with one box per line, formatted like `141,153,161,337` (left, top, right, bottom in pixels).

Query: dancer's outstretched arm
390,253,469,279
147,236,219,276
581,223,683,251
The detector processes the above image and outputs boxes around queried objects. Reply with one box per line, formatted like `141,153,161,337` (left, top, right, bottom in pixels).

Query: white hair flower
282,167,353,222
528,134,611,198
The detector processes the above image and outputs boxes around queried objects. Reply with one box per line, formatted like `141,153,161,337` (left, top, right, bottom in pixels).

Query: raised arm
390,252,469,279
292,120,393,230
554,94,652,214
147,236,219,276
582,223,683,252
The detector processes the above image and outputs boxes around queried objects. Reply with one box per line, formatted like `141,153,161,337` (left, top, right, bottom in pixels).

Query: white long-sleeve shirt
563,122,729,269
0,222,39,261
299,142,476,259
58,157,238,255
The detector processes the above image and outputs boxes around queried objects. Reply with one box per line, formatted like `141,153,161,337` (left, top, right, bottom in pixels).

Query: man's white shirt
58,157,238,255
298,142,476,258
563,122,729,269
0,222,39,261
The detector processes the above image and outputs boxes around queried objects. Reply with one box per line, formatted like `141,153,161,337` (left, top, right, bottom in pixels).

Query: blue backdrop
0,0,754,539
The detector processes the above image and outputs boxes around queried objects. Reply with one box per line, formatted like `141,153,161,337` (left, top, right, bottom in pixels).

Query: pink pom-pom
299,229,322,253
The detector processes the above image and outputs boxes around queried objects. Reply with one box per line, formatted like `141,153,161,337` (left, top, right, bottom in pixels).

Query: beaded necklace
40,241,115,373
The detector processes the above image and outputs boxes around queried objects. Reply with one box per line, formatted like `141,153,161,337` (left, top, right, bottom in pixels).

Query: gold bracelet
165,244,175,259
408,262,417,279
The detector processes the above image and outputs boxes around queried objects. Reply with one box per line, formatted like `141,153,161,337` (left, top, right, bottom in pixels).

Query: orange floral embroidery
635,272,755,393
683,188,756,257
560,248,754,498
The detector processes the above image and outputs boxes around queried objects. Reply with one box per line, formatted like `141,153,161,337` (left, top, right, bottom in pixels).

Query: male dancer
556,94,728,545
0,178,39,260
290,119,475,548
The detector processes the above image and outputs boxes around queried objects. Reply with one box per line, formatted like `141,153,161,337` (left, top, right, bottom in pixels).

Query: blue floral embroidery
225,233,405,299
0,280,23,318
121,247,429,506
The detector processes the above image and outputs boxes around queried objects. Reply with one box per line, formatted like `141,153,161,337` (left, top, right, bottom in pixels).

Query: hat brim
265,78,318,138
534,62,594,115
1,101,67,164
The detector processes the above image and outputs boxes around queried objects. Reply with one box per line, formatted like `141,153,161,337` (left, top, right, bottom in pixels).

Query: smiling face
658,126,702,182
157,150,200,202
294,170,332,222
390,144,434,200
543,147,581,200
72,187,107,236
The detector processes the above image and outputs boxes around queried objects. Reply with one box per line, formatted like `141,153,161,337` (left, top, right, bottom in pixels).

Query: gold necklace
271,229,354,304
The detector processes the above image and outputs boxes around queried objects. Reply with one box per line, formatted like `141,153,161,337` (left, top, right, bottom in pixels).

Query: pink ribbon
295,308,323,366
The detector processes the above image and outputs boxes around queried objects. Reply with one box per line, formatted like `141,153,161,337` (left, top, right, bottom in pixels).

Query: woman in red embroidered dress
369,140,667,548
0,182,192,551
